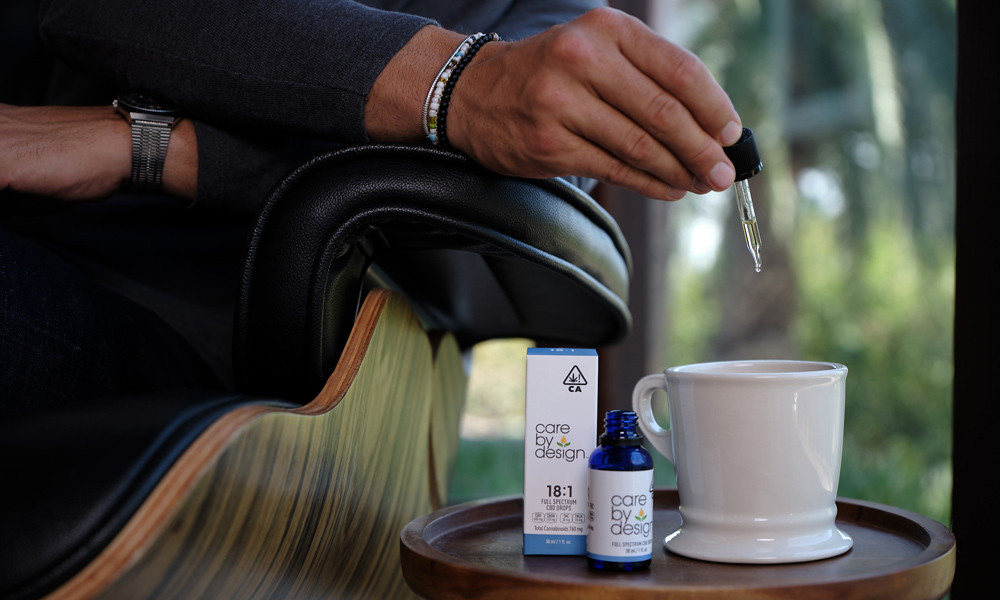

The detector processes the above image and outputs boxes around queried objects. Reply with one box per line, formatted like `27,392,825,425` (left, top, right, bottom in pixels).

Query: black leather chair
1,144,632,600
237,144,633,400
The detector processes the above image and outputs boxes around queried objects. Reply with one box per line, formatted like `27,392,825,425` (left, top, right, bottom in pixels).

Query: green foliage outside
450,0,955,529
669,0,955,526
794,215,953,525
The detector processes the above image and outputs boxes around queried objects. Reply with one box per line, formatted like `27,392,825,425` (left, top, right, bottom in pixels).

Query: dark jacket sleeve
37,0,434,142
190,121,337,214
36,0,601,210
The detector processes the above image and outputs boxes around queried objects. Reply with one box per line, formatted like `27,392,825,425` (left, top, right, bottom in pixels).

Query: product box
523,348,599,555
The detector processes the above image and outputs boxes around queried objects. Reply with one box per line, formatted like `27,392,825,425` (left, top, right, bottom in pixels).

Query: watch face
115,92,181,116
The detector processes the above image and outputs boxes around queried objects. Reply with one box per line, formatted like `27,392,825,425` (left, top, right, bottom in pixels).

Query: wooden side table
401,488,955,599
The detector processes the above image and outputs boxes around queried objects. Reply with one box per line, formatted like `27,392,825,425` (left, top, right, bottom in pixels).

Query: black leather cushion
235,144,632,401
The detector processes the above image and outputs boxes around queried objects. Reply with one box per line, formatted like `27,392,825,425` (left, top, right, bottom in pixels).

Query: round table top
400,488,955,600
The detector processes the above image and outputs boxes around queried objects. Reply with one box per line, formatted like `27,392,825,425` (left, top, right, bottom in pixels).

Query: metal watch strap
129,118,173,192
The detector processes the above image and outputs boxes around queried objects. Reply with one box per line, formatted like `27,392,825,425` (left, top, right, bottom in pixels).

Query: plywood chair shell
44,290,463,600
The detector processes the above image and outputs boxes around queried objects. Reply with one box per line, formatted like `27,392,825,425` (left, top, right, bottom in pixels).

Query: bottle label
587,468,654,562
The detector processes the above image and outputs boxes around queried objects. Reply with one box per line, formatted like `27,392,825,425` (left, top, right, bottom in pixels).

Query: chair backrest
235,144,633,401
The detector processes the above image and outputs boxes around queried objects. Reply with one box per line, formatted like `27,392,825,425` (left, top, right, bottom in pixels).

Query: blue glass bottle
587,410,654,571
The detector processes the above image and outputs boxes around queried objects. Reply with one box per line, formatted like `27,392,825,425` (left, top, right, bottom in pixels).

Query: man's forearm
0,103,197,201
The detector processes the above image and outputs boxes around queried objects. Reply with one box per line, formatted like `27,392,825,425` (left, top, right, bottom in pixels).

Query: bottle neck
600,435,643,447
600,410,644,447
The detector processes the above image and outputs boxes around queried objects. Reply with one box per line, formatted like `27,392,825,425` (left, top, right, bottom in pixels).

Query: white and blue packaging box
523,348,598,555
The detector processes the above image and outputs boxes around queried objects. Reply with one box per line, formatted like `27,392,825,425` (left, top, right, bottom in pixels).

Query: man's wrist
438,40,506,157
99,105,135,193
162,119,197,199
364,26,468,142
107,95,195,200
113,93,183,193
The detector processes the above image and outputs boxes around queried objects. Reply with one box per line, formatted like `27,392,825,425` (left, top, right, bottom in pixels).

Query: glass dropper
723,128,764,273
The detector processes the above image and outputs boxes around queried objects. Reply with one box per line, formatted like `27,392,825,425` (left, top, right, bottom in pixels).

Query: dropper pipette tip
724,128,764,273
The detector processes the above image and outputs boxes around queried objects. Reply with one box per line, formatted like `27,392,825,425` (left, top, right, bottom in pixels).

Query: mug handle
632,373,674,464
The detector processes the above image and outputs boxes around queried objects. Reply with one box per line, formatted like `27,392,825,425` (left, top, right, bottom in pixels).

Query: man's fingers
552,7,740,191
589,66,735,191
614,10,742,147
557,134,689,201
560,90,695,192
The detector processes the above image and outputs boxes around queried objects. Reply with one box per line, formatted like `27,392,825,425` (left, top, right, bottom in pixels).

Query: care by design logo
608,493,652,537
534,423,587,462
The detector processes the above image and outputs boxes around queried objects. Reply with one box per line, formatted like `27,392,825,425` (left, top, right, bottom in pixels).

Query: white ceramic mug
632,360,853,563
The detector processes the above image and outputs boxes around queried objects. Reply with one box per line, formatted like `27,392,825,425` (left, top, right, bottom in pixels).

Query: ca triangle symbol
563,366,587,386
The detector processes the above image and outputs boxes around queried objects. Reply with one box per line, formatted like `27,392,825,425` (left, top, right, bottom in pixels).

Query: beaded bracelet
423,34,484,144
423,32,500,146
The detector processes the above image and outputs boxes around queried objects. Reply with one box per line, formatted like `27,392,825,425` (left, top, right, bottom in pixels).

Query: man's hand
0,103,197,201
449,7,743,200
366,7,742,201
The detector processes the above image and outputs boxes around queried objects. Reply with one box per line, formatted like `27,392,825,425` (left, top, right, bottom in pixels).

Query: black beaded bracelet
431,32,499,147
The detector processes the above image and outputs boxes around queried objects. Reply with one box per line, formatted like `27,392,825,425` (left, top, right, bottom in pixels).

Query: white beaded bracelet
422,33,489,146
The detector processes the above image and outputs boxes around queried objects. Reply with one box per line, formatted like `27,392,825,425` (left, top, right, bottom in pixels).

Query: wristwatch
113,92,183,192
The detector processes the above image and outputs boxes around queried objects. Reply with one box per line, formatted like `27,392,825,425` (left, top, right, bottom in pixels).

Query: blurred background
449,0,955,529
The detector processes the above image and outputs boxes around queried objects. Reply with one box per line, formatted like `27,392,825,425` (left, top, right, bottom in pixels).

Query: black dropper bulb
723,128,763,181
